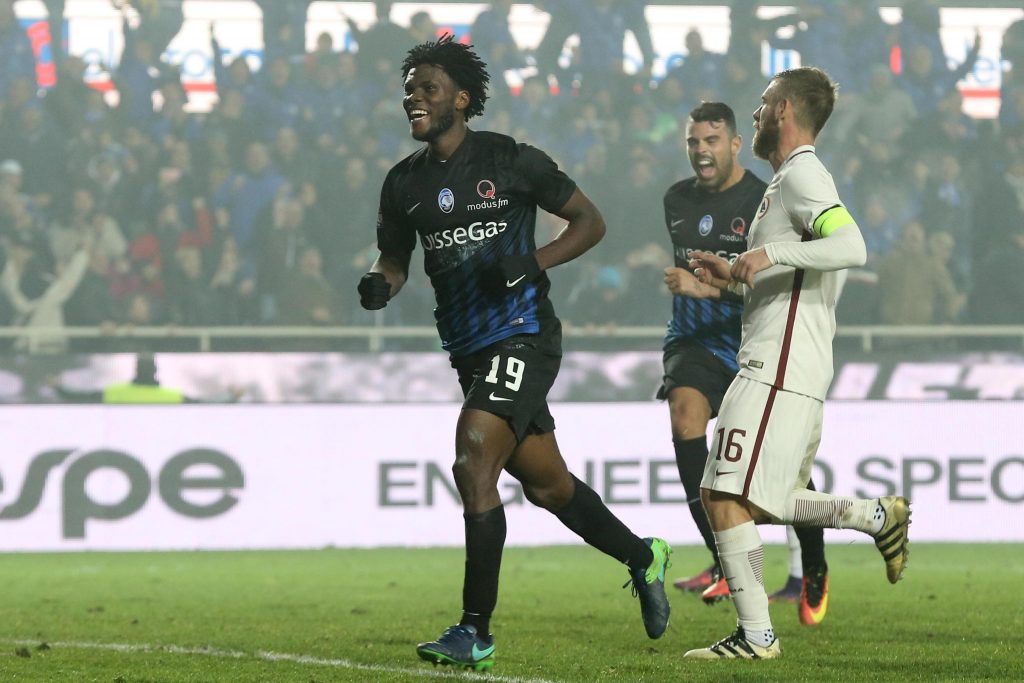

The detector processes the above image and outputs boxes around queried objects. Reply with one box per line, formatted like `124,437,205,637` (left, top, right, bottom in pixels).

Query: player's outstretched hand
687,250,733,289
358,272,391,310
730,247,772,289
482,253,541,297
664,267,718,299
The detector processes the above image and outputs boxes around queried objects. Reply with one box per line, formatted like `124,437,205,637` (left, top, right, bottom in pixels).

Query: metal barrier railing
1,324,1023,353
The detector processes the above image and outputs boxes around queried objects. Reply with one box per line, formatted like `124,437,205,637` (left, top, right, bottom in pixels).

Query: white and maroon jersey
736,145,846,401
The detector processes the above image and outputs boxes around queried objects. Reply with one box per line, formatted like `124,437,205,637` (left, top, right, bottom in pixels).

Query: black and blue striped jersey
377,130,576,358
662,169,767,371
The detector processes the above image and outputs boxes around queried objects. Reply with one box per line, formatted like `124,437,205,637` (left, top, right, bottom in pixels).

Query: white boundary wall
0,402,1020,550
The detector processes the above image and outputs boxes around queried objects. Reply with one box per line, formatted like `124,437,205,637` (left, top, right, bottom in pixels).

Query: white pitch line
2,639,561,683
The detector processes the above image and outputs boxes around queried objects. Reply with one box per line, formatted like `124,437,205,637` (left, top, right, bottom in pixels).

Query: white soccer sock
714,521,774,647
786,526,802,579
781,489,884,535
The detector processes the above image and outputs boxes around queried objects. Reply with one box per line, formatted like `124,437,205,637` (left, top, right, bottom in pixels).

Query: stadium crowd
0,0,1023,352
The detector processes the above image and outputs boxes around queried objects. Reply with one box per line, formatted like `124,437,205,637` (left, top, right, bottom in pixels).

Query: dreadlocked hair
401,33,489,120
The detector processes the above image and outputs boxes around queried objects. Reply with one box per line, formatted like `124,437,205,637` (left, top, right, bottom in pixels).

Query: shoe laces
714,627,748,650
437,625,474,644
622,568,643,597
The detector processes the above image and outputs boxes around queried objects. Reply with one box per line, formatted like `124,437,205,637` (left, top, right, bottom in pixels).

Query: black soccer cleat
623,537,672,639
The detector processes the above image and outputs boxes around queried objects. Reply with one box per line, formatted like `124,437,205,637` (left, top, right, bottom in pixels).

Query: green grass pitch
0,544,1020,682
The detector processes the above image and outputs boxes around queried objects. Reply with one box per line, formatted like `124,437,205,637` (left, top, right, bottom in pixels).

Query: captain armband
813,205,855,238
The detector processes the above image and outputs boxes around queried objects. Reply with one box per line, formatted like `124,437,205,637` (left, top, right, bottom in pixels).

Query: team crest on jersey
438,188,455,213
477,179,496,198
699,214,714,236
757,196,770,218
731,217,747,236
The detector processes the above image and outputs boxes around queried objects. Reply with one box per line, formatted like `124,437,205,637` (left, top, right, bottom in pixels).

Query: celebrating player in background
357,35,671,672
683,67,911,660
660,102,830,625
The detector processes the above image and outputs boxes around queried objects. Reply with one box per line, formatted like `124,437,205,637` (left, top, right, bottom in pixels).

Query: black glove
482,253,542,297
358,272,391,310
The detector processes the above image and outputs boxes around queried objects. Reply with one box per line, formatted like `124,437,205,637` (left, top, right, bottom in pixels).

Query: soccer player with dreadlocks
357,35,672,671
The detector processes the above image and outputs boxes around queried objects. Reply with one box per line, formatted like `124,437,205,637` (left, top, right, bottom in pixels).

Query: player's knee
669,397,710,440
522,480,572,511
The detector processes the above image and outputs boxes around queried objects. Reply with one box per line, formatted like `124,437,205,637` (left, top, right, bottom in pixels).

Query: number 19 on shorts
485,355,525,392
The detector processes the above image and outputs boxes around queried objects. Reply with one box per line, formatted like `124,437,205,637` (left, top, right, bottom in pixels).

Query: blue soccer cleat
416,624,495,671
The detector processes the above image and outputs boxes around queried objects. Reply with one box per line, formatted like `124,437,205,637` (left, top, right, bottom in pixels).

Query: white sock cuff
714,520,761,554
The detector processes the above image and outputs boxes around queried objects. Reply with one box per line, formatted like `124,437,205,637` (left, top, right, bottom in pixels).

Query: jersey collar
782,144,816,168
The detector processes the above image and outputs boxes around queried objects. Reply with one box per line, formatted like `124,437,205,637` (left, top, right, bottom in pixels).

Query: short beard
752,124,778,161
414,110,456,142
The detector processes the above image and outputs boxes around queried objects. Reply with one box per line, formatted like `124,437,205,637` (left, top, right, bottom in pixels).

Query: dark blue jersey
377,130,576,358
662,169,767,371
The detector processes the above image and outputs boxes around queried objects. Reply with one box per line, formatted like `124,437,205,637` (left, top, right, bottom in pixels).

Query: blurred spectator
567,264,631,328
973,126,1024,271
408,11,437,45
204,88,256,166
212,142,284,263
664,29,725,103
834,3,891,94
49,185,128,267
210,25,257,101
969,226,1024,325
1,234,90,352
343,1,413,83
832,64,917,152
898,31,980,115
254,0,312,65
531,0,574,77
877,221,962,326
64,241,119,332
571,0,655,88
257,195,311,319
208,237,257,324
297,60,350,146
251,56,302,141
114,4,177,129
4,103,65,207
121,0,184,56
0,1,37,99
858,197,903,263
44,56,99,130
276,245,341,327
919,153,972,284
999,18,1024,129
150,84,203,146
767,2,844,77
471,0,525,79
166,241,220,324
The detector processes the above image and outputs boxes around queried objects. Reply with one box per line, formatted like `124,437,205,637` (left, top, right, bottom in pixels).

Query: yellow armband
813,205,855,237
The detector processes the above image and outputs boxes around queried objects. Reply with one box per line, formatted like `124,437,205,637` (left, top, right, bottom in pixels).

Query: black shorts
452,320,562,442
657,339,737,416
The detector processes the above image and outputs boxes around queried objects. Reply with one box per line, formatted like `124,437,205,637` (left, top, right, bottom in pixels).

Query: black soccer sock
795,478,827,573
553,476,653,571
673,436,719,565
459,505,506,637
